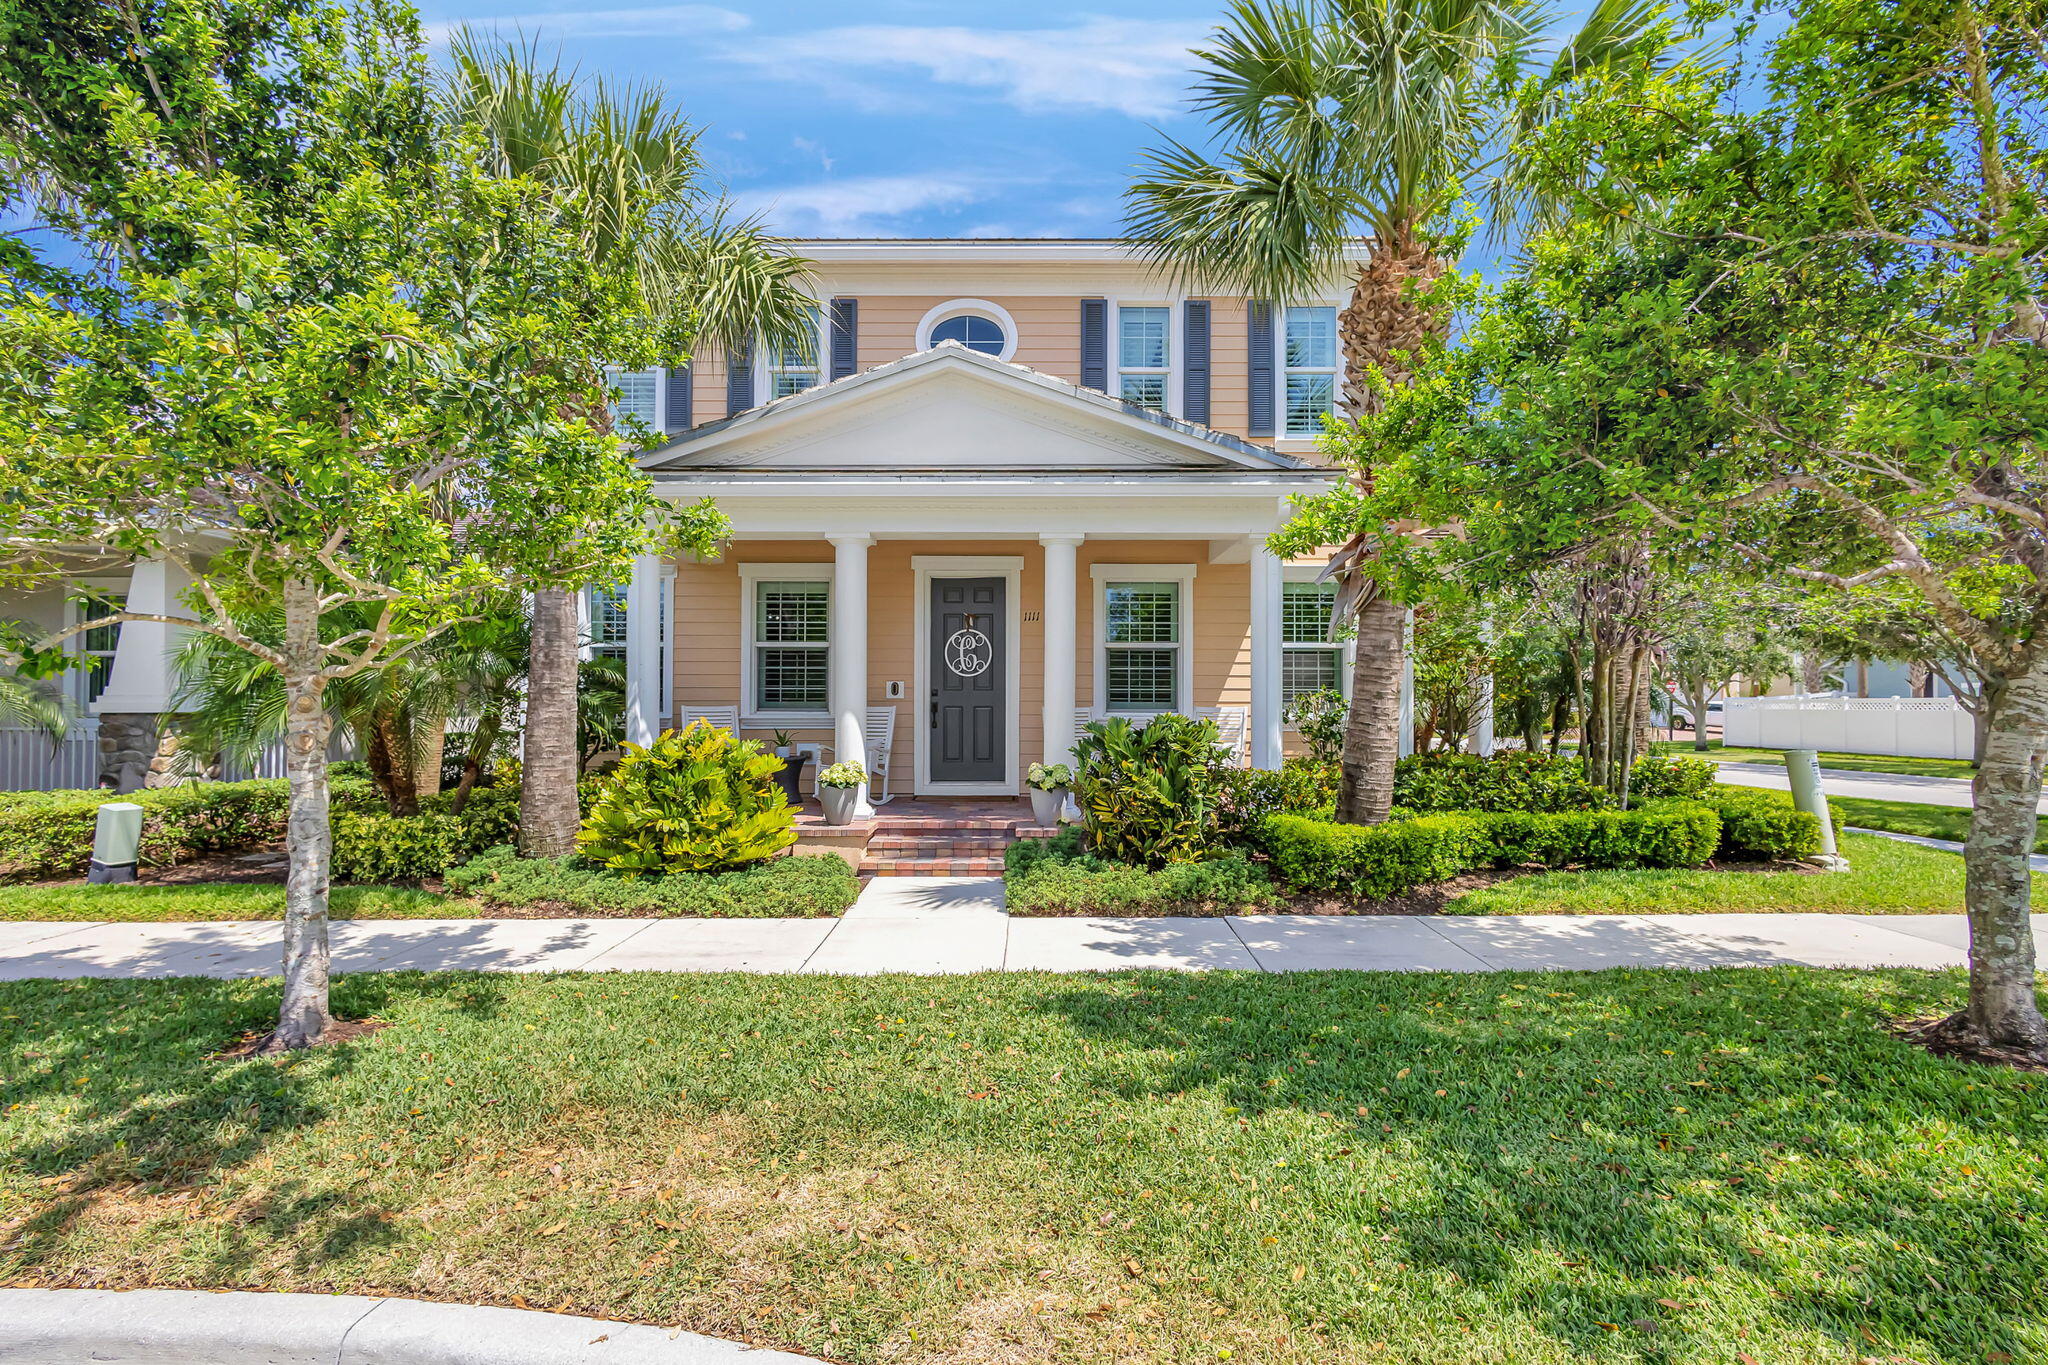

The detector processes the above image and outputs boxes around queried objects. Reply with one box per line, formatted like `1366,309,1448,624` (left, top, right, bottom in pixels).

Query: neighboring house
3,238,1365,796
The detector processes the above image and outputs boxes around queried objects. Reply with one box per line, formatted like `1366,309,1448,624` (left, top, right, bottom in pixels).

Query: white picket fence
0,720,103,792
1721,694,1975,760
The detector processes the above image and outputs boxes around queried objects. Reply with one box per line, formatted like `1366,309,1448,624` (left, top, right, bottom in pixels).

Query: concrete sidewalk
1,877,2033,979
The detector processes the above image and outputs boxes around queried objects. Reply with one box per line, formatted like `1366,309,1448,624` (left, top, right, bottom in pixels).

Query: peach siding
669,539,1258,794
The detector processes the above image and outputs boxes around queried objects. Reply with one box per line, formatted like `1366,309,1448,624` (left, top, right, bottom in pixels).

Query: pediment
642,344,1298,476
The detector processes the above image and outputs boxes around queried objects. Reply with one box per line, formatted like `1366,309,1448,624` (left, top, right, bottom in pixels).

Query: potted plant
1026,761,1073,827
817,760,867,825
768,730,808,806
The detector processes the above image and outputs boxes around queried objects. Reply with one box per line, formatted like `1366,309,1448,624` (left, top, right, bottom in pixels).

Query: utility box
88,802,144,884
1782,749,1849,871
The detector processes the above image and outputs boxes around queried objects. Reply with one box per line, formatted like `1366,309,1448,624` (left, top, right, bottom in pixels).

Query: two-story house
601,238,1355,811
1,237,1363,797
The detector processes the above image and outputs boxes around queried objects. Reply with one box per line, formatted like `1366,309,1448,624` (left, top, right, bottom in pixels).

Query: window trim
762,303,825,401
66,579,127,707
1275,302,1343,441
605,366,666,439
737,562,833,727
914,299,1018,361
1113,301,1176,416
1281,564,1354,721
1090,563,1196,718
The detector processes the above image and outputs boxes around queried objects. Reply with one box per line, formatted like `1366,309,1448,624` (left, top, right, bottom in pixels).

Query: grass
1656,741,1979,781
1827,796,2048,856
0,882,451,922
1,970,2044,1365
1449,830,2024,914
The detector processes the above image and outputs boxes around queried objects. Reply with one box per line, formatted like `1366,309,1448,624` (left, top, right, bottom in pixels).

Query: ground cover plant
1,969,2042,1365
1448,831,2022,915
444,846,857,918
1005,831,1276,916
0,883,451,922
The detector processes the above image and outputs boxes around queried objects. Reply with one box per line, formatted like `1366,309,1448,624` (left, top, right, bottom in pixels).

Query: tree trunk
1926,656,2048,1059
267,576,333,1052
419,719,445,798
1547,688,1571,755
1686,682,1715,751
368,707,420,816
1800,652,1826,694
449,712,500,816
520,587,582,856
1336,594,1406,825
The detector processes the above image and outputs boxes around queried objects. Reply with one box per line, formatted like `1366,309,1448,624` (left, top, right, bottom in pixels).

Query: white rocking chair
816,705,897,804
675,705,739,736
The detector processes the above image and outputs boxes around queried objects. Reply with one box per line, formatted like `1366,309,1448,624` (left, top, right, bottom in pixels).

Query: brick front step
861,855,1007,876
868,833,1014,853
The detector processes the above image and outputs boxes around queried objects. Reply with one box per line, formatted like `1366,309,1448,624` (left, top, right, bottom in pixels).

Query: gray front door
929,577,1006,784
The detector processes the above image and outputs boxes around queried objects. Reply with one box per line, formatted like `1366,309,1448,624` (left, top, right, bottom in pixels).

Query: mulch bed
1272,869,1526,915
212,1017,390,1058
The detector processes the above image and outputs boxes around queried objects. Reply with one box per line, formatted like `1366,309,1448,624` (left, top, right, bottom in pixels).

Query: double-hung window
750,575,830,715
587,586,629,663
74,589,124,703
1281,579,1345,706
1098,571,1189,714
1117,306,1170,412
768,306,822,399
1283,305,1338,436
608,368,663,438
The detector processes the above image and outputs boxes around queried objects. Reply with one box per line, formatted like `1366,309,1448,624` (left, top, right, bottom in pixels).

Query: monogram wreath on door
944,615,993,677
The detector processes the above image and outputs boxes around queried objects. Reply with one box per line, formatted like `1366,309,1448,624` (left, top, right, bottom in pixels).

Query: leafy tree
0,0,682,1048
446,34,811,858
1660,585,1795,750
1127,0,1689,823
1340,0,2048,1057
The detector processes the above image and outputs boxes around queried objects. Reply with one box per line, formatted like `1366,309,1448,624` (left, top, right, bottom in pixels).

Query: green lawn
1451,830,2018,914
1657,740,1980,781
1827,796,2048,856
0,882,451,921
1,970,2042,1365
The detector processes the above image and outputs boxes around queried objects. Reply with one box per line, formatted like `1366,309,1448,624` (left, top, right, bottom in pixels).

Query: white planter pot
819,784,861,826
1028,787,1067,827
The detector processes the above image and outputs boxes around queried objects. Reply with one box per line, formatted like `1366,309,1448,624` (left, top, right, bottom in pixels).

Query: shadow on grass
0,969,515,1284
1016,966,2046,1363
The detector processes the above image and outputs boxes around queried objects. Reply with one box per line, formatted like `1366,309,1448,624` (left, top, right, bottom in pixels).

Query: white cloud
733,172,1001,237
422,4,749,42
791,136,835,174
719,18,1210,120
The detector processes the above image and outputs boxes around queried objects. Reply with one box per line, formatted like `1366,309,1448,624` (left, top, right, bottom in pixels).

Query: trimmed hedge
1005,829,1276,916
1394,751,1608,813
1692,785,1836,861
444,845,857,917
330,785,522,883
1629,755,1719,801
0,780,291,881
1263,802,1724,899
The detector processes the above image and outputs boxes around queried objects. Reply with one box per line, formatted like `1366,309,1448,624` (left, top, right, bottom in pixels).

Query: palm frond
1125,137,1355,301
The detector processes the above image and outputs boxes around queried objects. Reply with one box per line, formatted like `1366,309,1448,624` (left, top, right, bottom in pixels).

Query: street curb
0,1288,830,1364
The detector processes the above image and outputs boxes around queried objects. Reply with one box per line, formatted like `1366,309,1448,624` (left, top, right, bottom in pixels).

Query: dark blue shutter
726,340,754,415
829,298,858,381
1247,300,1276,438
1079,298,1109,392
1182,299,1212,425
666,363,692,433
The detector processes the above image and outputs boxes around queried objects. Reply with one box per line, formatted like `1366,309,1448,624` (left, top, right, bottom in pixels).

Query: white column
1397,609,1416,759
92,556,195,715
624,552,663,747
829,533,873,816
1039,534,1083,767
1249,545,1284,770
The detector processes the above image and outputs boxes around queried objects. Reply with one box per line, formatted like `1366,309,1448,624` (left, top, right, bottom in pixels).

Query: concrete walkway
0,1287,823,1364
1711,759,2039,811
2,877,2036,978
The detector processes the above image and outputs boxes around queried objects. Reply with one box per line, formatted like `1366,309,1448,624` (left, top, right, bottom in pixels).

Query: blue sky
413,1,1220,238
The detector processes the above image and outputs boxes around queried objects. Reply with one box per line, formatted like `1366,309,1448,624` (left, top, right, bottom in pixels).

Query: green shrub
325,780,528,883
1478,805,1722,871
1629,755,1719,801
1263,812,1488,898
1216,757,1336,848
1694,785,1833,861
1263,802,1725,900
445,845,856,917
1394,751,1610,813
1284,687,1346,766
0,780,290,881
1004,829,1275,915
577,720,795,875
1072,713,1225,865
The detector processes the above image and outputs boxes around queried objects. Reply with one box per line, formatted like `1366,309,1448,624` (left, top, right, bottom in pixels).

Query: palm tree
0,621,70,740
446,35,815,856
1126,0,1681,823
